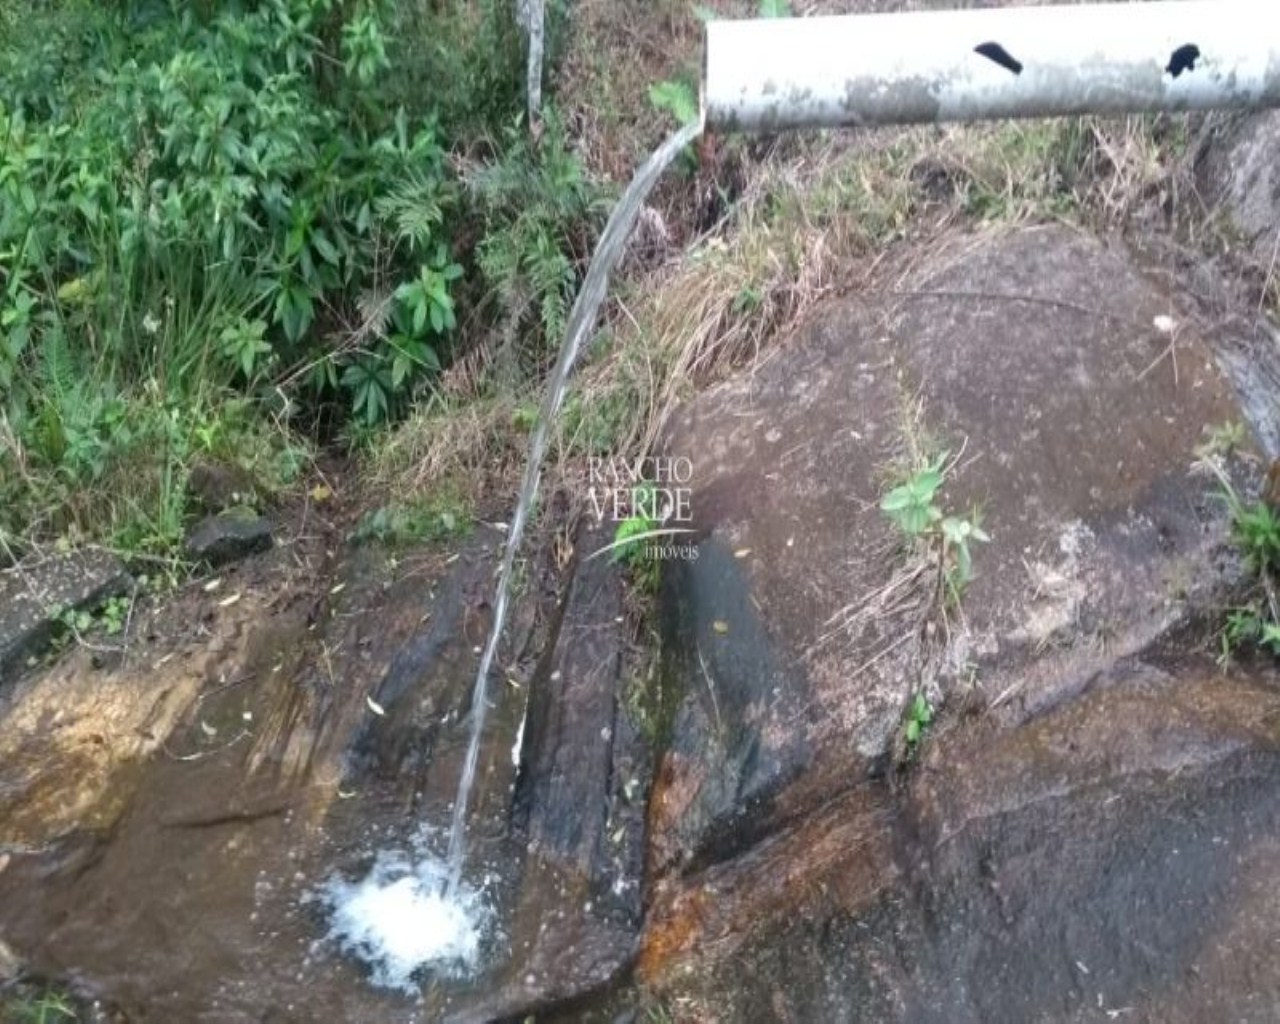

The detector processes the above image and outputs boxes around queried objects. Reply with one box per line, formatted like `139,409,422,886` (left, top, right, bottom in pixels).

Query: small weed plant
880,452,989,604
1207,459,1280,664
612,483,661,593
2,987,78,1024
903,692,934,751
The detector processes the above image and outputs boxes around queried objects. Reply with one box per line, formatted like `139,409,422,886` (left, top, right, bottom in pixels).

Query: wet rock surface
459,522,646,1022
645,658,1280,1024
0,549,130,684
0,511,647,1023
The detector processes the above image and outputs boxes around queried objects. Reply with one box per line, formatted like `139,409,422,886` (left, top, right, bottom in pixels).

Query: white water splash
320,848,491,992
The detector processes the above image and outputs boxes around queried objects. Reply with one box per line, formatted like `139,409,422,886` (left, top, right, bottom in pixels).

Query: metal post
703,1,1280,133
520,0,546,123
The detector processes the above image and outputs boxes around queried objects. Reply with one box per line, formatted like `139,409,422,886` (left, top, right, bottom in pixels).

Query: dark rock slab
0,548,129,682
454,520,645,1022
642,658,1280,1024
654,307,911,878
652,538,813,877
182,510,273,568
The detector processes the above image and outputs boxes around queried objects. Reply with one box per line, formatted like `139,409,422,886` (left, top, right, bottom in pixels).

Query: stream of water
319,121,703,989
444,119,705,894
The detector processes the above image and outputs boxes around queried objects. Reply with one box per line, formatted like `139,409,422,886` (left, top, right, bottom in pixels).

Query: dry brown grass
566,136,927,456
554,0,704,183
367,392,532,507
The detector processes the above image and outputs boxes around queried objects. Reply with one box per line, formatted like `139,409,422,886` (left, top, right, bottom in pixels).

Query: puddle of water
318,839,494,992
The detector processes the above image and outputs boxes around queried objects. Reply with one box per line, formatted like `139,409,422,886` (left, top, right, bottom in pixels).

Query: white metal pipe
703,1,1280,133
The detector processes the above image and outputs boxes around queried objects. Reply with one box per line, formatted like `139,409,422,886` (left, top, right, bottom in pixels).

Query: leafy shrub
2,0,467,424
0,0,515,552
470,111,606,367
0,0,589,557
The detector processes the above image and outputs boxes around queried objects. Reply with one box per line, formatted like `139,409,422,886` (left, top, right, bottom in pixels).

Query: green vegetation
1195,449,1280,665
902,691,934,752
648,80,699,129
471,112,607,365
350,490,470,547
1216,484,1280,664
1,0,594,564
880,453,989,605
59,592,132,640
1,987,77,1024
612,483,662,593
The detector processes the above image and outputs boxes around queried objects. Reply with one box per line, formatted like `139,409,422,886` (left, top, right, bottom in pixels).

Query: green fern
373,170,445,254
38,327,77,402
469,111,603,359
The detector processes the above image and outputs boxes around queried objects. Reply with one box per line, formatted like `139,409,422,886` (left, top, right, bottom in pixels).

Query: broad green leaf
880,487,915,512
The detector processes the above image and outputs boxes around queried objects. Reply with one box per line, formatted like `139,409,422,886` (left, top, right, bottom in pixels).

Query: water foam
321,848,490,992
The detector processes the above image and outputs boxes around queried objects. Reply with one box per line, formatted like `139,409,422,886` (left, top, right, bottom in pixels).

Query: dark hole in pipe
975,42,1023,75
1166,44,1201,78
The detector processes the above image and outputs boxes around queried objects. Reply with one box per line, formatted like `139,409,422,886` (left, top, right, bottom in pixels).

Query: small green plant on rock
1195,420,1248,462
1216,484,1280,664
880,452,989,604
2,986,78,1024
47,591,134,658
903,692,934,751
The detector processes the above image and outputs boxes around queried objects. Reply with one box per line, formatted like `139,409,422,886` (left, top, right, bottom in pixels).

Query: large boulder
651,225,1254,880
639,225,1280,1019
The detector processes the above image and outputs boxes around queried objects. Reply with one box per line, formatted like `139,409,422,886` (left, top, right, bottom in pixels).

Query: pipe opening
975,42,1023,75
1166,43,1201,78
